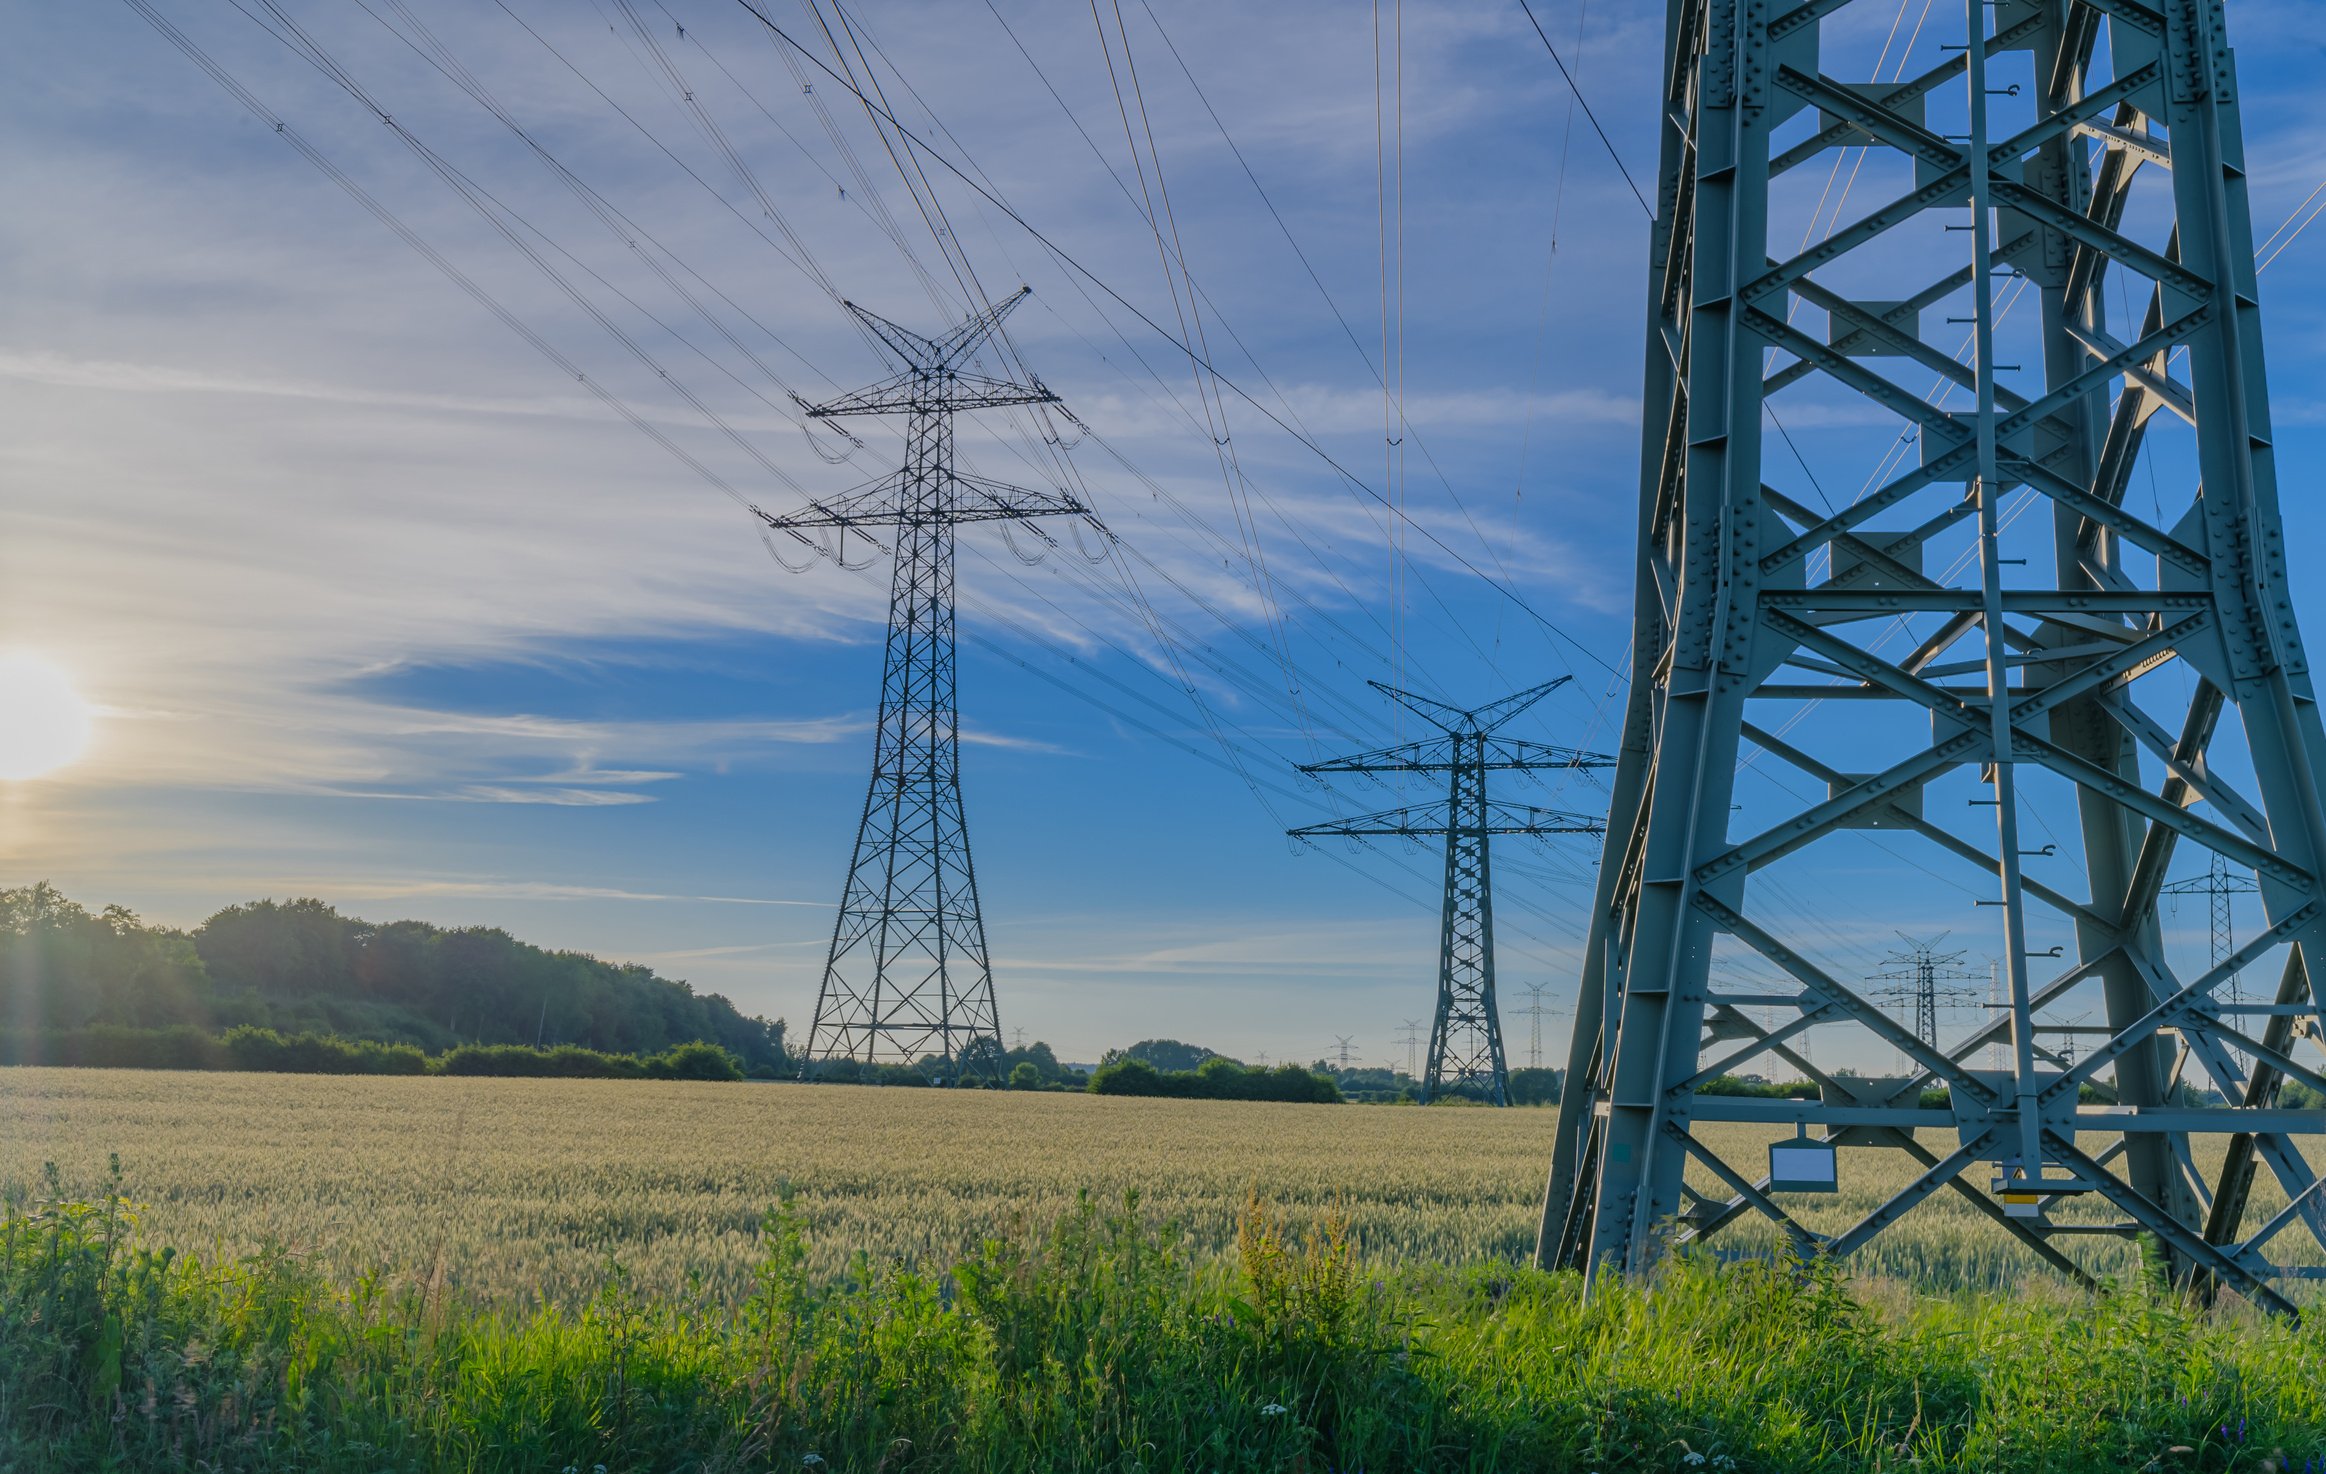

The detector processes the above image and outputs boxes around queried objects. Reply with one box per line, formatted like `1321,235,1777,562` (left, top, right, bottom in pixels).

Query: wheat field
1,1067,2313,1308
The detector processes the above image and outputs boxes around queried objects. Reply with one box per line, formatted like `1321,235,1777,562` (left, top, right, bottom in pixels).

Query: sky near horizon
6,0,2326,1070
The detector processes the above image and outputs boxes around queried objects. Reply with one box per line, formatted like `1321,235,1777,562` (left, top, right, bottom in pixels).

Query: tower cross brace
1292,679,1612,1104
764,289,1083,1079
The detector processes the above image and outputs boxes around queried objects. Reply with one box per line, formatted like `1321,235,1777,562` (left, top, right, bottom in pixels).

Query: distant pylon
1520,982,1567,1069
1398,1018,1423,1080
766,289,1083,1080
1292,679,1612,1104
1333,1035,1357,1072
1867,934,1985,1054
2163,854,2261,1012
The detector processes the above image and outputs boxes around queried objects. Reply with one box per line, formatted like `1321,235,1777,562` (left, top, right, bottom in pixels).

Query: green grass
5,1163,2326,1472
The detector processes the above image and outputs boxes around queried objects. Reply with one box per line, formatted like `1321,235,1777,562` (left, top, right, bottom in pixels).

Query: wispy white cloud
0,347,614,423
444,785,657,807
266,878,833,907
15,0,2316,1068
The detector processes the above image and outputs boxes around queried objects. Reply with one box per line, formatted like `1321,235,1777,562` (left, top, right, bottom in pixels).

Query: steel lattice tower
2163,851,2260,1009
765,289,1081,1079
1293,680,1612,1103
1867,935,1985,1053
1544,0,2326,1311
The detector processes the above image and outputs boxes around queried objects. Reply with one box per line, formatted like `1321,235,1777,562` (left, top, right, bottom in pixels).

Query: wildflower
803,1458,826,1469
1261,1403,1288,1418
1682,1455,1708,1469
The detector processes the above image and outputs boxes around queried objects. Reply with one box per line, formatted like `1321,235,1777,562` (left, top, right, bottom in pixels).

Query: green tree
1506,1066,1562,1105
1003,1039,1066,1081
1,885,787,1072
1120,1038,1220,1073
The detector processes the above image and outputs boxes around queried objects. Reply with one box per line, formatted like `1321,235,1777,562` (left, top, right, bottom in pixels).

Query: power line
1513,0,1652,218
727,0,1621,681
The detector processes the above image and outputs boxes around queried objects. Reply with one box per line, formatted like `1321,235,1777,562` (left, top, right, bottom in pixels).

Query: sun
0,652,94,781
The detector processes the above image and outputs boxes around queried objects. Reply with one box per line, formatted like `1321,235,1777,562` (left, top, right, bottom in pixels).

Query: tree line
0,884,786,1072
0,1024,751,1080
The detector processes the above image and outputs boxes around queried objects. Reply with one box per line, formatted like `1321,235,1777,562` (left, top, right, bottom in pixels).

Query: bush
439,1042,643,1078
221,1027,427,1076
0,1027,752,1083
0,1025,225,1071
1008,1061,1043,1091
644,1041,744,1081
1088,1055,1340,1104
1089,1055,1167,1096
1699,1074,1820,1100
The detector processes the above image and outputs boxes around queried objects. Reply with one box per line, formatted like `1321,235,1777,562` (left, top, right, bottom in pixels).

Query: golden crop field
2,1067,2313,1308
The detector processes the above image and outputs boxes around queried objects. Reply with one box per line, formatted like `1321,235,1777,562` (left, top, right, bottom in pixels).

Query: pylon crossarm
943,374,1061,411
1291,799,1604,838
805,371,919,418
803,372,1057,419
1484,738,1622,770
1365,680,1476,733
928,285,1033,364
1297,736,1460,774
1462,677,1576,734
1300,735,1617,775
755,473,907,530
841,301,938,366
1485,800,1605,833
1288,809,1456,838
951,474,1085,522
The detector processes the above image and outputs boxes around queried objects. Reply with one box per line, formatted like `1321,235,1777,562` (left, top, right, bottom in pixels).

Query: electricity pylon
1545,0,2326,1314
1292,679,1612,1104
2163,853,2261,1009
1867,934,1985,1052
1521,982,1568,1069
766,289,1082,1079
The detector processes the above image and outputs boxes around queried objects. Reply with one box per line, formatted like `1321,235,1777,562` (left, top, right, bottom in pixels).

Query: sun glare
0,652,94,781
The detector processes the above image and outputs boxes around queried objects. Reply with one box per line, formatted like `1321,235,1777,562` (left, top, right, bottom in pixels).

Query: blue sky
5,0,2326,1068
